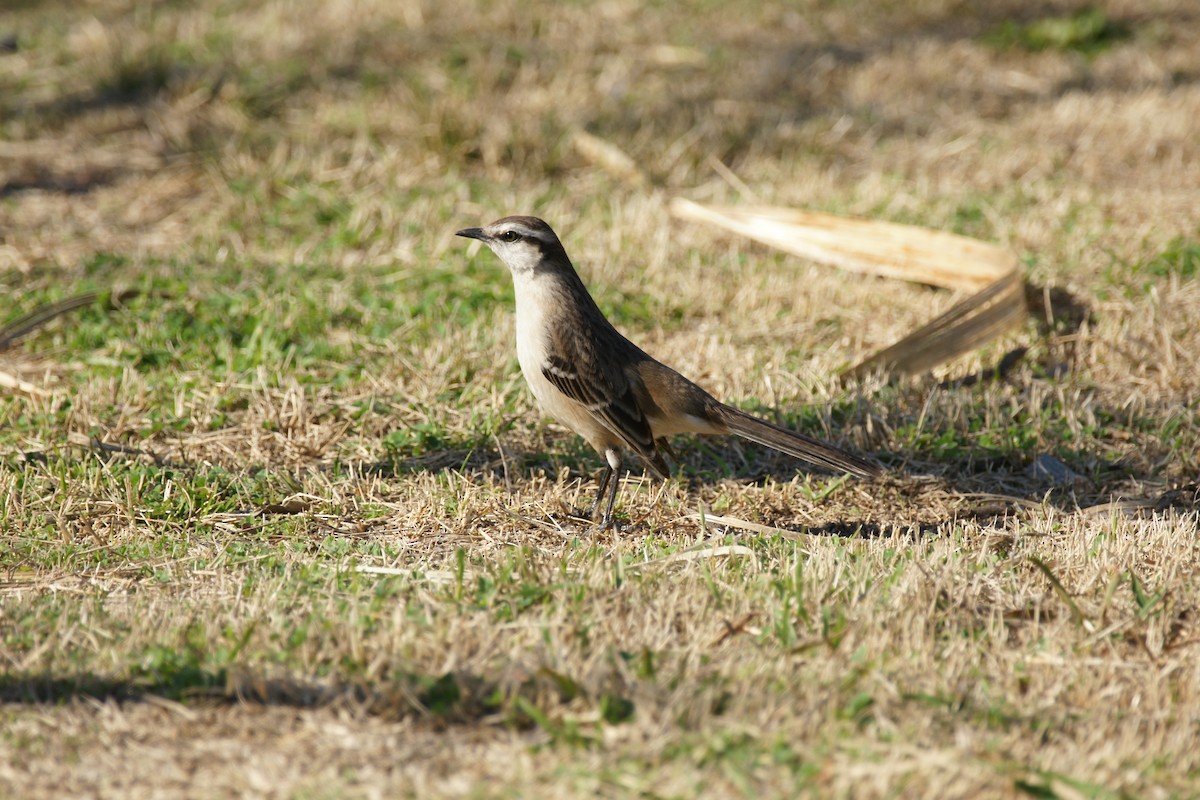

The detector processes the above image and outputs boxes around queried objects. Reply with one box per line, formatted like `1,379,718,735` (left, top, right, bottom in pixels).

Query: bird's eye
499,231,521,243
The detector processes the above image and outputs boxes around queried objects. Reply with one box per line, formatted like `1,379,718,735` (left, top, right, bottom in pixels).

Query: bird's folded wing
542,353,663,468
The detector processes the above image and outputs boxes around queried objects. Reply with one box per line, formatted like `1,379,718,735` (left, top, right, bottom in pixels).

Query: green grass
984,8,1130,57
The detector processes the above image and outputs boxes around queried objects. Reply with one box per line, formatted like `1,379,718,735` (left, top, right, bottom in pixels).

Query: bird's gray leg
590,465,612,521
594,448,623,530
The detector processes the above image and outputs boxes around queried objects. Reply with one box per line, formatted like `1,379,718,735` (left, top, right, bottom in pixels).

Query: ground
1,0,1198,797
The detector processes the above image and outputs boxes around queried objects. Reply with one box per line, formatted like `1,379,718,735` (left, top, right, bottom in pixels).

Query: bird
456,215,881,529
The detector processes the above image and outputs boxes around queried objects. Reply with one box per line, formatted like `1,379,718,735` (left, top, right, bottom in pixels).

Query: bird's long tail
716,406,882,479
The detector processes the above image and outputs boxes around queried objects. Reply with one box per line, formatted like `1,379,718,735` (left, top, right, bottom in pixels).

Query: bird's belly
513,286,616,451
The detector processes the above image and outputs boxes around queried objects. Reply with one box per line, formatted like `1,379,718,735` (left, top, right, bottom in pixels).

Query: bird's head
456,216,569,275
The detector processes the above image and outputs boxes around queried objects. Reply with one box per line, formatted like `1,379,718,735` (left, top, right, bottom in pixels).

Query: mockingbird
457,215,881,529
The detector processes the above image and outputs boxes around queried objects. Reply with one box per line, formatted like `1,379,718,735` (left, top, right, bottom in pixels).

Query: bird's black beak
455,227,489,242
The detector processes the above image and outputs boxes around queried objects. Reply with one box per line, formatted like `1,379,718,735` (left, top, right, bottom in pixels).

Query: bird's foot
590,517,620,535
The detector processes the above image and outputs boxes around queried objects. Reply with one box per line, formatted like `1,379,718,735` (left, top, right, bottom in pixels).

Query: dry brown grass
2,0,1199,797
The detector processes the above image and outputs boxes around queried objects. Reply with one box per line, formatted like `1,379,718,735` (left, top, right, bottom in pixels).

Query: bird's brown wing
541,350,669,478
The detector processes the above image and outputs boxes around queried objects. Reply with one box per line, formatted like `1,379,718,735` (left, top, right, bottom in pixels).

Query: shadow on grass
805,519,943,540
11,423,1194,542
0,165,119,198
0,666,631,734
